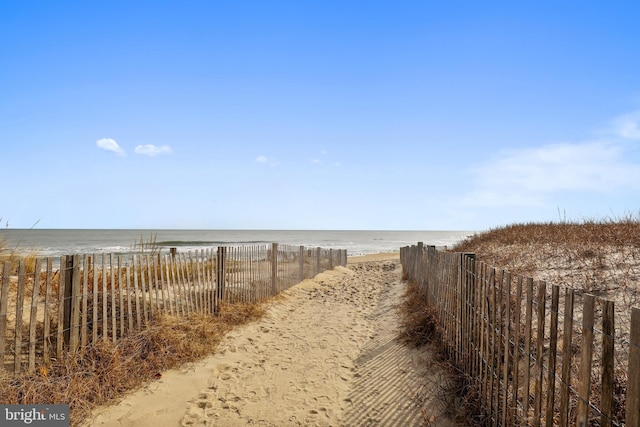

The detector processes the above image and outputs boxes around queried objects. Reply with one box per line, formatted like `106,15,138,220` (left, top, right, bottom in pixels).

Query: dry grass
0,221,40,274
0,300,267,426
400,283,478,425
444,217,640,425
0,250,39,275
401,217,640,425
399,283,439,348
451,218,640,372
451,217,640,307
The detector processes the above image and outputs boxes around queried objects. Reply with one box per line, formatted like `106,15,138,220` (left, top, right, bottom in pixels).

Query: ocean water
0,229,474,258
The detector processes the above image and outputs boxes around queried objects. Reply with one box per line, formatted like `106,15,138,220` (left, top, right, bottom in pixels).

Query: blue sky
2,1,640,231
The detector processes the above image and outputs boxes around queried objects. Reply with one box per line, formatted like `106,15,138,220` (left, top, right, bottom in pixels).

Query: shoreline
347,251,401,263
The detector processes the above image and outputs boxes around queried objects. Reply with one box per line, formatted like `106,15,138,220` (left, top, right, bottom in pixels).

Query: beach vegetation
0,220,39,275
400,282,476,425
450,215,640,299
404,215,640,426
453,216,640,425
399,283,438,347
132,232,161,256
0,300,267,426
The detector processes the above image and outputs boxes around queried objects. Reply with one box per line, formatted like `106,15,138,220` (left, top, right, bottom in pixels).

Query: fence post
329,249,333,269
402,246,411,280
271,243,278,295
102,254,109,339
415,242,423,284
63,255,74,348
111,254,118,341
316,247,321,275
576,294,595,427
69,255,82,353
559,288,575,427
216,247,226,313
601,299,615,427
545,285,561,427
0,262,10,369
462,254,472,375
13,261,26,374
298,246,304,283
627,307,640,426
502,271,513,427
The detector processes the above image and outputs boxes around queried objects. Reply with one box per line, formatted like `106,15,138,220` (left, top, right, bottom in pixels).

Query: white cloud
255,155,279,166
96,138,125,155
134,144,172,157
456,140,640,208
611,111,640,139
311,150,340,167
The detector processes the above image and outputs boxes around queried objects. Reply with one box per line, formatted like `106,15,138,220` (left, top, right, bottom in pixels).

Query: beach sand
85,253,459,426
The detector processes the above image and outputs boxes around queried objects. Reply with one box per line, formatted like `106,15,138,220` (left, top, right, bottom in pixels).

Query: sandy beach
85,253,458,427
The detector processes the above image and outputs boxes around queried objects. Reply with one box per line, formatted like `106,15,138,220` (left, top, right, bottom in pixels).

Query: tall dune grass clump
399,283,439,347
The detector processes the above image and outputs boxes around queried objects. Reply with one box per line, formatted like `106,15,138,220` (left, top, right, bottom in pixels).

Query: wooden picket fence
401,243,640,426
0,243,347,374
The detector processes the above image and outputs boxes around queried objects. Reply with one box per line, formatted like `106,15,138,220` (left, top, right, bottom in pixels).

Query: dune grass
0,225,39,274
455,216,640,248
0,227,271,425
402,216,640,425
399,283,439,348
399,282,480,425
0,300,267,426
451,216,640,299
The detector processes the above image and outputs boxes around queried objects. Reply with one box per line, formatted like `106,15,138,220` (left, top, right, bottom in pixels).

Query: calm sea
0,229,474,258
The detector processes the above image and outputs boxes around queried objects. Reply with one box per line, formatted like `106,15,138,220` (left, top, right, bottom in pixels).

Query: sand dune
88,254,459,426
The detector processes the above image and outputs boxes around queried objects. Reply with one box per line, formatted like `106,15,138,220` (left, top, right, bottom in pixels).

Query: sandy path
88,255,458,426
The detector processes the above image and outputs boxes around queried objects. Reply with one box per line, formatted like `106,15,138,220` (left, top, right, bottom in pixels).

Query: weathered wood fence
0,243,347,374
401,242,640,426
